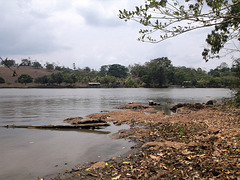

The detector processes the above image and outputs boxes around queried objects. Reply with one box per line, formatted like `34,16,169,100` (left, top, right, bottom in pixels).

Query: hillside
0,66,58,87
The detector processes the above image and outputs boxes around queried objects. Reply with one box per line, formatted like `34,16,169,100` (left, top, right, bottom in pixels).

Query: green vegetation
0,1,239,105
32,61,42,69
130,58,238,88
0,56,238,92
119,0,239,61
20,59,31,66
18,74,33,85
0,59,16,67
0,77,5,84
232,59,240,106
32,58,237,89
45,62,54,71
107,64,128,78
119,0,240,104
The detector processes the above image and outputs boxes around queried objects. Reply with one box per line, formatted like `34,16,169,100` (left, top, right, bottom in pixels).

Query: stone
206,99,217,105
149,100,160,106
89,161,106,170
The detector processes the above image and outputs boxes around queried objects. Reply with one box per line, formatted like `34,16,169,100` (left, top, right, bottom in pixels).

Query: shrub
0,76,5,83
18,74,33,85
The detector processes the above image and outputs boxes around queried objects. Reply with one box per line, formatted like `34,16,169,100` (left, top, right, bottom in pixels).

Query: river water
0,88,232,179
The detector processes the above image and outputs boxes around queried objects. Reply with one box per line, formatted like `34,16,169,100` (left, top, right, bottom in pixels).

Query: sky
0,0,237,71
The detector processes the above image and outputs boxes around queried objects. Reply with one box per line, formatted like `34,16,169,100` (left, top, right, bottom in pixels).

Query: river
0,88,232,179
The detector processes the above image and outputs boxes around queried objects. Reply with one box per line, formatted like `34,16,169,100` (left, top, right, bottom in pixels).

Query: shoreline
38,102,240,180
0,85,230,89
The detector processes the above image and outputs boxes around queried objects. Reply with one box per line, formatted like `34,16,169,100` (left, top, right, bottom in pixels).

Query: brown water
0,88,232,179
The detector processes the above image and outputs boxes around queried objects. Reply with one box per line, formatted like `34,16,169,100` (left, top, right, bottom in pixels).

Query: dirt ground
40,103,240,180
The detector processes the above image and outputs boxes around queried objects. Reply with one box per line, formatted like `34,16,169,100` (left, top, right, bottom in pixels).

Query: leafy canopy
119,0,240,61
18,74,33,84
0,77,5,84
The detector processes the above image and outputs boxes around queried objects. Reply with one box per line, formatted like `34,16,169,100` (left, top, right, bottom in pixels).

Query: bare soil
37,103,240,180
0,66,58,87
0,66,88,88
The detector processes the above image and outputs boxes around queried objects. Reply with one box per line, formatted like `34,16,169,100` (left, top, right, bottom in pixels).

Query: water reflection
0,123,133,180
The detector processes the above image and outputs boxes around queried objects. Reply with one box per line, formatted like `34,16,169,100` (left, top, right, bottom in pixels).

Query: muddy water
0,88,231,179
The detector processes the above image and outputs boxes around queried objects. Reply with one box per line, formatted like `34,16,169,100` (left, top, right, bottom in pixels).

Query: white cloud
0,0,236,71
0,0,67,55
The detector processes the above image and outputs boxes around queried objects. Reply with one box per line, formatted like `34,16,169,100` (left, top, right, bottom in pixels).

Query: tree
46,63,54,71
232,59,240,105
107,64,128,78
55,66,64,71
106,75,117,84
125,76,138,88
120,0,240,104
83,66,91,73
35,75,49,84
0,76,5,84
20,59,31,66
143,57,173,87
0,59,16,67
99,65,109,77
51,73,63,85
0,57,18,76
63,73,78,84
130,64,147,78
32,61,42,69
119,0,240,61
81,76,91,83
18,74,33,85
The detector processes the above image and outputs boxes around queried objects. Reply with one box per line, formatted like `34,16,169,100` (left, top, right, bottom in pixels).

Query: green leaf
174,11,180,16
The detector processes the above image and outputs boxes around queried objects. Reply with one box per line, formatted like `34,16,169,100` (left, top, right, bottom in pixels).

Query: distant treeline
0,57,238,88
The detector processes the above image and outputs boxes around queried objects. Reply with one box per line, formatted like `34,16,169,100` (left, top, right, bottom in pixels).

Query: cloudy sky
0,0,235,71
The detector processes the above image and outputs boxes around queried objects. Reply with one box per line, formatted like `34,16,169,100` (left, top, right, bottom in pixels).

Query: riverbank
40,102,239,180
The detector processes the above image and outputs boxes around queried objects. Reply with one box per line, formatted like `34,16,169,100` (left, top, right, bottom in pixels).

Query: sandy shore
38,102,240,180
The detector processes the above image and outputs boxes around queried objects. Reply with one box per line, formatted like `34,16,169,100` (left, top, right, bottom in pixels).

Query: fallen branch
1,123,110,130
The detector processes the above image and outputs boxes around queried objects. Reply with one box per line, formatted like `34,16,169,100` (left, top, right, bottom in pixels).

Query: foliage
63,73,78,84
20,59,31,66
55,66,64,71
119,0,240,61
203,0,240,60
124,77,138,88
129,58,236,88
98,75,117,85
0,76,5,84
34,75,49,84
83,66,91,73
139,57,173,87
99,65,108,77
5,57,236,89
107,64,128,78
50,73,63,85
0,59,16,67
35,72,79,85
18,74,33,84
0,57,18,77
129,64,147,78
119,0,239,103
231,58,240,106
32,61,42,69
45,62,54,70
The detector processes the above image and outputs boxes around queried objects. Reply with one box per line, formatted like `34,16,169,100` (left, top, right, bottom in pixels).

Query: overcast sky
0,0,235,71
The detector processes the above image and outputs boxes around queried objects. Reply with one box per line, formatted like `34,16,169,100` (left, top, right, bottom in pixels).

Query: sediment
38,103,240,180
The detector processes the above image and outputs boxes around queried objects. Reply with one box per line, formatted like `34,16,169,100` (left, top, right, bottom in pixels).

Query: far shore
0,84,230,88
